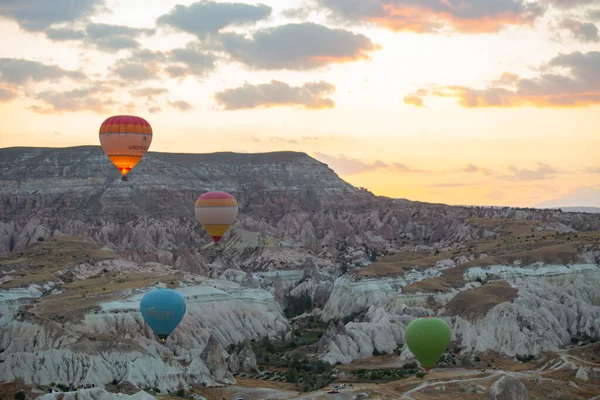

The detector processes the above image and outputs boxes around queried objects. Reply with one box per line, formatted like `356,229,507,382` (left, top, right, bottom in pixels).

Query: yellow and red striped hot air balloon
194,192,238,243
99,115,153,181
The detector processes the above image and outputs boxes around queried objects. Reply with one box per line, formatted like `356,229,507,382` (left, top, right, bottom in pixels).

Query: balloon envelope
140,288,186,342
99,115,152,181
194,191,238,243
405,317,451,371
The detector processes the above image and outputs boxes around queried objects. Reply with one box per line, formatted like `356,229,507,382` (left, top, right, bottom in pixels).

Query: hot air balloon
194,191,238,243
99,115,153,181
405,317,451,371
140,288,186,343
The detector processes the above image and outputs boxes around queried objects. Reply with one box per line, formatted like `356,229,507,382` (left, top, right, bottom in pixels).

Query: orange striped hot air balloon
99,115,153,181
194,192,238,243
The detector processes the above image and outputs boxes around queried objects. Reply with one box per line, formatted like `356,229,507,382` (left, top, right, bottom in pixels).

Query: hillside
2,146,600,273
0,146,599,399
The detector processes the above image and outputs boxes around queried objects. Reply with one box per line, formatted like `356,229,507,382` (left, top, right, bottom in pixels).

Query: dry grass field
359,219,600,294
0,236,118,289
0,236,181,324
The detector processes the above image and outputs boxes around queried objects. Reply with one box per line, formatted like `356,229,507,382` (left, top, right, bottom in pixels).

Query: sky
0,0,599,208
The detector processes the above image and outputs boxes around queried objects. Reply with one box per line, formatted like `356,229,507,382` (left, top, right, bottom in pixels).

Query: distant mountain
558,207,600,214
536,186,600,209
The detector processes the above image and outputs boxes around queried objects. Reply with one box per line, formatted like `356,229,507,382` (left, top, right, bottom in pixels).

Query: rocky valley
0,146,599,400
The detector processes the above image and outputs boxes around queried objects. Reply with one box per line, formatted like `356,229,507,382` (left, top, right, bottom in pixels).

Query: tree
286,368,298,383
340,263,349,274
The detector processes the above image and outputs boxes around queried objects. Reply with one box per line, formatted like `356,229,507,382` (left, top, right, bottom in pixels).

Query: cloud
120,101,136,113
460,164,494,175
110,49,167,82
427,182,475,188
0,87,16,102
157,1,271,39
403,94,424,107
317,0,543,33
0,0,105,32
501,162,560,181
0,58,86,85
314,153,388,175
110,46,217,81
148,106,162,113
585,166,600,173
408,50,600,108
486,190,505,200
168,100,193,111
166,43,217,77
86,23,155,51
391,162,421,172
543,0,598,9
45,27,86,41
536,186,600,208
214,80,336,110
313,153,421,175
127,49,169,64
46,23,156,51
250,136,321,145
558,19,599,42
220,22,376,70
30,84,115,114
129,87,168,100
272,136,319,144
588,9,600,20
281,7,316,19
112,62,160,81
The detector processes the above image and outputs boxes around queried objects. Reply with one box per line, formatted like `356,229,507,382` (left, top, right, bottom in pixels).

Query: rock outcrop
228,341,258,374
37,388,157,400
318,265,600,364
0,270,288,391
487,375,530,400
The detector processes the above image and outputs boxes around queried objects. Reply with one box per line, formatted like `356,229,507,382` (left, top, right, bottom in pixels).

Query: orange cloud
0,87,16,102
403,94,425,107
219,23,377,70
310,54,371,63
319,0,543,34
313,153,423,175
404,50,600,108
374,4,538,33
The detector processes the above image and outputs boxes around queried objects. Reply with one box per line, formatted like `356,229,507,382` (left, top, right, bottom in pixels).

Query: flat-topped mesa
0,146,370,217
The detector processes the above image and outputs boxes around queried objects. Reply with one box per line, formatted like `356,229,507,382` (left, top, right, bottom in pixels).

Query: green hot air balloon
405,317,451,371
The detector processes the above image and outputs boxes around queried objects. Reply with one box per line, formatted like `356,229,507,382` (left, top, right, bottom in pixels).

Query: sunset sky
0,0,599,208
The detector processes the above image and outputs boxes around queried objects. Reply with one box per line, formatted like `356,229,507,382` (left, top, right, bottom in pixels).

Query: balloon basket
121,176,129,182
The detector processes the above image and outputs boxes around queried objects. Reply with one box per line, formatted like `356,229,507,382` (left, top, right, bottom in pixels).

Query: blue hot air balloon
140,288,186,343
